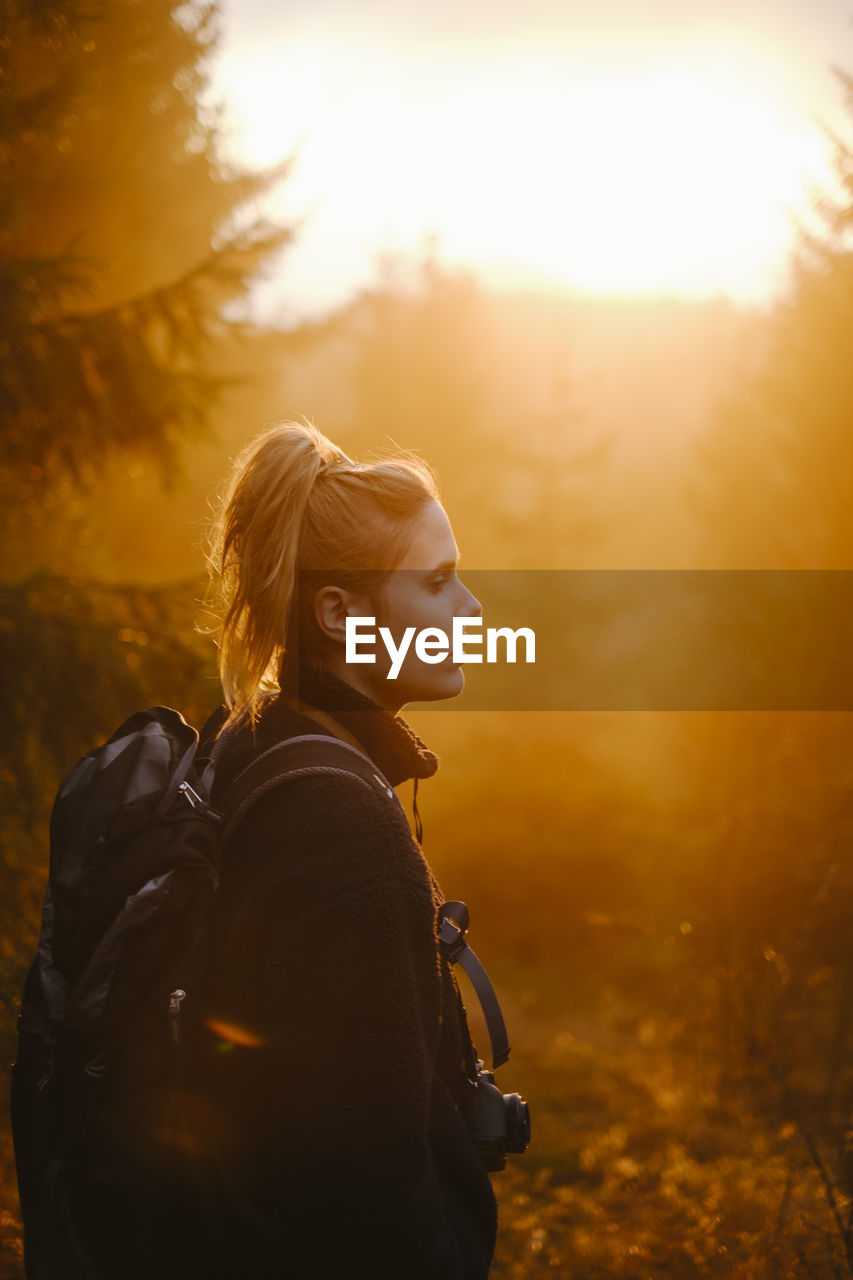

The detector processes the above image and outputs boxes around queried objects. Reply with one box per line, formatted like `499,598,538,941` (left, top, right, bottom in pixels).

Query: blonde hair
205,422,439,727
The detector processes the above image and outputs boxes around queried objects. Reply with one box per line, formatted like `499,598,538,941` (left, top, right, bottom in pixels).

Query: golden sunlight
217,40,830,307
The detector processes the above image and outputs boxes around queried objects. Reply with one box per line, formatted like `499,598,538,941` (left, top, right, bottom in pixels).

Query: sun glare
422,66,825,299
216,39,830,308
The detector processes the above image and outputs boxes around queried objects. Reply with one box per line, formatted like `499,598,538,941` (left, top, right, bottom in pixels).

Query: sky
211,0,853,321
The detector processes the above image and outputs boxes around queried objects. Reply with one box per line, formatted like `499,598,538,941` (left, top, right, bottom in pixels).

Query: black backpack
9,704,397,1280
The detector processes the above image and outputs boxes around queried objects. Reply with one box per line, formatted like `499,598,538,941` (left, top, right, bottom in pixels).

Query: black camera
461,1062,531,1172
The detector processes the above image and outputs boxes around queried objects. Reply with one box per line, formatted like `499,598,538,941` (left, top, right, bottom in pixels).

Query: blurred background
3,0,853,1274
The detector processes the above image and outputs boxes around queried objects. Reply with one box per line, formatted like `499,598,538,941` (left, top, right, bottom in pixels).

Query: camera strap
438,901,510,1070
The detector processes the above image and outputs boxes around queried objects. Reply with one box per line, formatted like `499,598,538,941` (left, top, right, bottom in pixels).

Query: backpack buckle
437,901,470,962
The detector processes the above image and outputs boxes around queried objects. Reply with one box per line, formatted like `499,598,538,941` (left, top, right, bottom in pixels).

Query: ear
312,585,373,646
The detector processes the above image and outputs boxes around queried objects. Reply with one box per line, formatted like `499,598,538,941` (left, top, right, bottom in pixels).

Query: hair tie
318,449,357,474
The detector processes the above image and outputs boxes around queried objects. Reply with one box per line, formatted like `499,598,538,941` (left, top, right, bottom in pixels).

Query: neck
282,696,372,758
275,656,440,788
312,652,404,716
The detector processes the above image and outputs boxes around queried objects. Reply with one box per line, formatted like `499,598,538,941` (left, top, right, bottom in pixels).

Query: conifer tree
688,70,853,1261
0,0,289,536
696,68,853,569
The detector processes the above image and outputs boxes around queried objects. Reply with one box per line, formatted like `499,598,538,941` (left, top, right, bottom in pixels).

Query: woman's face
364,500,482,712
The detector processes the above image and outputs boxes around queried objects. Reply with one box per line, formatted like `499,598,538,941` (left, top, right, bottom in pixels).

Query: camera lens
503,1093,531,1153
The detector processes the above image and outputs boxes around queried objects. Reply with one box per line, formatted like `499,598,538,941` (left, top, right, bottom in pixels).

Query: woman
195,422,497,1278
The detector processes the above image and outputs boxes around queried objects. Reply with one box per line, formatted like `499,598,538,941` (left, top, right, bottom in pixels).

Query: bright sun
430,69,821,299
217,41,830,309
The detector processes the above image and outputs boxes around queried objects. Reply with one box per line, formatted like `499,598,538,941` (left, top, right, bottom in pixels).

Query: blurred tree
0,0,293,738
694,68,853,570
0,0,289,556
341,254,605,568
685,71,853,1265
0,0,293,792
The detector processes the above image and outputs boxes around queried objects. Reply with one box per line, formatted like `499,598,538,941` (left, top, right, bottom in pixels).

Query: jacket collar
272,658,439,788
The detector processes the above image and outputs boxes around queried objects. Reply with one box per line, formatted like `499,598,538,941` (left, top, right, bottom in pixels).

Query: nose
458,579,482,618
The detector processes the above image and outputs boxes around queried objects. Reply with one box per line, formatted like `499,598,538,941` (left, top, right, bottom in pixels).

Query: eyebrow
431,554,461,572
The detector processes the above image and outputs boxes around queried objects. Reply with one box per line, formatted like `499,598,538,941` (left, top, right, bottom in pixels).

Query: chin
403,664,466,705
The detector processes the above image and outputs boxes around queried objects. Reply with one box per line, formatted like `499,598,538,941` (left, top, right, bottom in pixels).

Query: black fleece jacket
194,665,498,1279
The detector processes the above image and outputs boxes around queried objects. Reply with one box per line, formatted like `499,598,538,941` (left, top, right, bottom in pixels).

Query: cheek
377,584,433,633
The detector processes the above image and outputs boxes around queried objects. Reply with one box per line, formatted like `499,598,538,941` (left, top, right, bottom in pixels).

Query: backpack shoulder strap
220,734,398,843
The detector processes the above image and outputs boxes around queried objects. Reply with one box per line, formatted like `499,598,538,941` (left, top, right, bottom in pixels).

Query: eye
428,572,451,593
